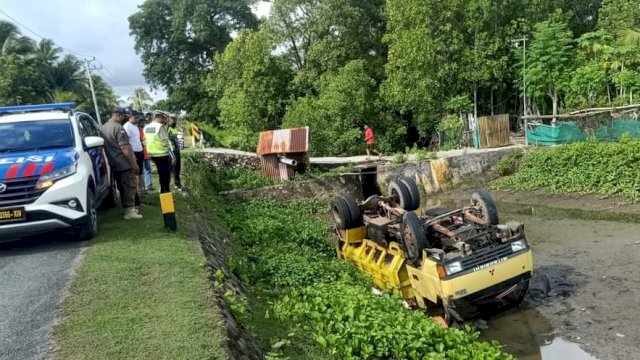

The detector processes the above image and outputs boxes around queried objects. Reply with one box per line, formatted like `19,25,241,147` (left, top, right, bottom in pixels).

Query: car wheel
399,176,421,211
401,211,429,264
471,188,499,225
339,193,362,227
388,180,413,210
79,189,98,240
331,196,353,230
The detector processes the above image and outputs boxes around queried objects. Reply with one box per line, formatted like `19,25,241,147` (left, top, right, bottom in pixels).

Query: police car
0,103,116,242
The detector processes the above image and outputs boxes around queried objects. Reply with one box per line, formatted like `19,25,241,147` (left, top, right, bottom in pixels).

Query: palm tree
0,20,35,56
128,87,153,111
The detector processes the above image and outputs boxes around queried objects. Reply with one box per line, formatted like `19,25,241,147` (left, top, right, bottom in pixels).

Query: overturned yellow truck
331,178,533,323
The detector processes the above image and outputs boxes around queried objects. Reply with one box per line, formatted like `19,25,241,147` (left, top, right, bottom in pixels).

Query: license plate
0,208,25,223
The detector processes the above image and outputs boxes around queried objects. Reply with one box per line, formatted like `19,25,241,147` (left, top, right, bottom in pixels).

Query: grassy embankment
52,197,229,360
185,156,513,360
491,137,640,201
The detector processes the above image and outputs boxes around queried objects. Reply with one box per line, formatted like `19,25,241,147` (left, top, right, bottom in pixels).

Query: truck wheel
339,193,362,227
388,180,413,210
471,189,499,225
402,211,429,264
99,175,118,209
399,176,421,211
79,189,98,240
331,196,353,230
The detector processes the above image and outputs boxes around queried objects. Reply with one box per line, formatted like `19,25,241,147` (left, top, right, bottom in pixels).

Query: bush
437,115,464,150
491,138,640,200
392,152,407,164
494,148,525,176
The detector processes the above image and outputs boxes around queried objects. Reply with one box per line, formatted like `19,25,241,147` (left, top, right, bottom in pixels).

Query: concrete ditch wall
220,175,362,202
376,146,517,196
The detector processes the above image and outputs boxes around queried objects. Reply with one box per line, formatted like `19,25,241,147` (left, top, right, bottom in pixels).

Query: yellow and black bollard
159,192,177,231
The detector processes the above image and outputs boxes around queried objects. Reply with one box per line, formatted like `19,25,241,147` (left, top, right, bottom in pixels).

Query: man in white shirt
123,111,144,206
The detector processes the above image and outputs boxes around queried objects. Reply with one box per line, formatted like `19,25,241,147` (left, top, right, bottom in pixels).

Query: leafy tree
599,0,640,33
207,28,294,150
128,0,258,120
283,60,376,156
0,55,46,105
525,12,575,118
128,87,153,111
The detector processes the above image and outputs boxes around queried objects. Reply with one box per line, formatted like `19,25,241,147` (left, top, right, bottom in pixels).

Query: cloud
1,0,270,101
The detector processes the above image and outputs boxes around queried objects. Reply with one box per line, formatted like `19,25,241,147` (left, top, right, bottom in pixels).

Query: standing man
124,112,145,198
364,124,381,160
145,112,175,193
101,107,143,219
168,115,184,191
141,112,154,192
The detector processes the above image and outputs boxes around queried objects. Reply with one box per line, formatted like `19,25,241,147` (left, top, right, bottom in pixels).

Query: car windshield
0,119,75,152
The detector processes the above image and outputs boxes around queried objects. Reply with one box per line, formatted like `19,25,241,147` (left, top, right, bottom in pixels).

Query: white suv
0,103,116,242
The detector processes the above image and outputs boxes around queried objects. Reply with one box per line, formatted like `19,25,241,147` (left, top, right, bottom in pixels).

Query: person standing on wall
168,115,184,191
101,107,143,219
124,111,145,205
145,111,175,193
364,124,381,160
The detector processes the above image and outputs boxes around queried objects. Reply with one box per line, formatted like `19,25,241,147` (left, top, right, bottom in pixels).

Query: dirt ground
430,188,640,360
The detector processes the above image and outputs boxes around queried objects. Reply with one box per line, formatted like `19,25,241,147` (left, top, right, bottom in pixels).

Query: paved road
0,237,85,360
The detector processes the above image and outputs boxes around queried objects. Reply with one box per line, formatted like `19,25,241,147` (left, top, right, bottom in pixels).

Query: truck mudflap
446,272,531,320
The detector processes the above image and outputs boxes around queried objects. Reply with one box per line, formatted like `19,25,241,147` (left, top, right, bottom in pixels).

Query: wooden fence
477,114,511,148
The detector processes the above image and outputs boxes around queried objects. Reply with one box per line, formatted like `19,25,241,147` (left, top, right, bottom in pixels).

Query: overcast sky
0,0,272,102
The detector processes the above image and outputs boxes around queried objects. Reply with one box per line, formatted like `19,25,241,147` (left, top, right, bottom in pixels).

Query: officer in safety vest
144,111,175,193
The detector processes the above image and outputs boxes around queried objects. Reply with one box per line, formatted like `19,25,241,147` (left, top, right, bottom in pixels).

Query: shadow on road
0,232,86,256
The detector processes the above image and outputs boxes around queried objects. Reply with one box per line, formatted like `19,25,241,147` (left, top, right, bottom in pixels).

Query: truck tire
401,211,429,264
471,188,499,225
388,180,413,210
331,196,353,230
79,189,98,240
339,193,362,227
399,176,421,211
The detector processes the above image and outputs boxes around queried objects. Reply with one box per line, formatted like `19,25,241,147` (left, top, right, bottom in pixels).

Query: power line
0,9,93,58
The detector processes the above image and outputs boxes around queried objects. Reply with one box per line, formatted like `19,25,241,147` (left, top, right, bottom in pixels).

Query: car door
78,114,109,199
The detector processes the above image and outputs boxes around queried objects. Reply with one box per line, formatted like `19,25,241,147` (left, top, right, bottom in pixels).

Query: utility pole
85,57,103,123
512,37,528,145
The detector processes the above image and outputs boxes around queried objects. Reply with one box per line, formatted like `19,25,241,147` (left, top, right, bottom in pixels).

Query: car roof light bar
0,102,76,115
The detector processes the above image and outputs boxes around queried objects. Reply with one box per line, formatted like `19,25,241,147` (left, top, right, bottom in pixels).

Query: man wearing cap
144,111,175,193
101,107,143,219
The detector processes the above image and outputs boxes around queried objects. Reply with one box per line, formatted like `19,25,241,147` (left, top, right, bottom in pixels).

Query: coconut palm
128,87,153,111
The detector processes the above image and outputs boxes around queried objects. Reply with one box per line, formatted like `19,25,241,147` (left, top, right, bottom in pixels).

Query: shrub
494,148,525,176
491,138,640,200
392,152,407,164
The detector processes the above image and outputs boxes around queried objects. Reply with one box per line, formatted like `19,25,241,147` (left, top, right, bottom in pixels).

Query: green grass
52,200,229,360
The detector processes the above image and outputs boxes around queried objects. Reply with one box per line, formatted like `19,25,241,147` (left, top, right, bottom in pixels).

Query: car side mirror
84,136,104,148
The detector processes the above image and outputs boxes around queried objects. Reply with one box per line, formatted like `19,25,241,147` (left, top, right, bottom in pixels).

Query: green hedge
492,137,640,200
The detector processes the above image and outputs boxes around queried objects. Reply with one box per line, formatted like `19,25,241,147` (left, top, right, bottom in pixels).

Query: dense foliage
0,21,117,121
492,137,640,200
131,0,640,155
184,157,512,359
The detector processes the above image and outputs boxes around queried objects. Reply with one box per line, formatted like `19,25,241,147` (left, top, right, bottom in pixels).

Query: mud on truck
331,177,533,323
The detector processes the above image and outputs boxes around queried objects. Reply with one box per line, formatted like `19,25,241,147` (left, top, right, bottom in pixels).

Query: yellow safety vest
144,122,168,156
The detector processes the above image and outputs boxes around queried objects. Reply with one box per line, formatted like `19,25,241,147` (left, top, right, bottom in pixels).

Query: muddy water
420,196,640,359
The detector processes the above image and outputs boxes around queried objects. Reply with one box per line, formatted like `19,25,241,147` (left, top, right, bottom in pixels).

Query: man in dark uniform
168,115,183,191
101,107,143,220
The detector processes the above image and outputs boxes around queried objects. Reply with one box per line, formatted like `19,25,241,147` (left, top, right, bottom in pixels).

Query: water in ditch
421,196,607,360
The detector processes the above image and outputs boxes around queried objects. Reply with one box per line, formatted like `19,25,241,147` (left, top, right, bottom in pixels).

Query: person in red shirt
364,124,381,160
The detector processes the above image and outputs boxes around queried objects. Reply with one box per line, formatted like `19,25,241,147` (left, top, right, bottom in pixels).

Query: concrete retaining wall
201,148,260,171
220,175,362,203
376,146,516,195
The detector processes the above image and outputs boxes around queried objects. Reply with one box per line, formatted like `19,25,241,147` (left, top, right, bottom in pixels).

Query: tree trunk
490,88,494,115
552,90,558,123
473,84,478,121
